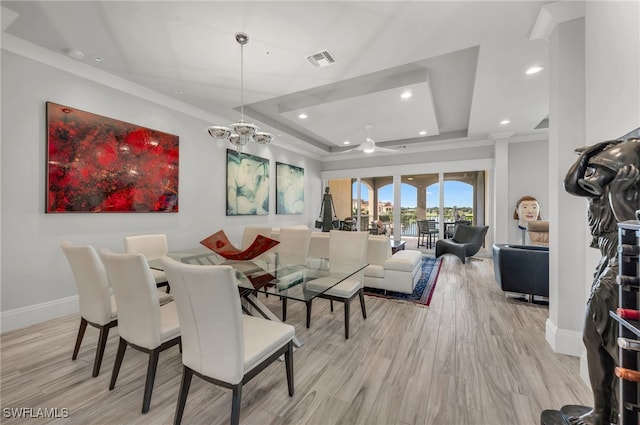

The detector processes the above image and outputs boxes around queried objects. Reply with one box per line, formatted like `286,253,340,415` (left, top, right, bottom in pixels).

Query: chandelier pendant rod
239,40,245,123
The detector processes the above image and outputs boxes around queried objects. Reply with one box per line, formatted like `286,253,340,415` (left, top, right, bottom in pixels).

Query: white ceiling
2,0,550,160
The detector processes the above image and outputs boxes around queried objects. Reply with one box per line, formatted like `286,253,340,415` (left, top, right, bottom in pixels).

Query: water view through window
340,171,484,239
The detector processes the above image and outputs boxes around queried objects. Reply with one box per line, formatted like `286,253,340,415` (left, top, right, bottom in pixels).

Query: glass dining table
150,248,367,348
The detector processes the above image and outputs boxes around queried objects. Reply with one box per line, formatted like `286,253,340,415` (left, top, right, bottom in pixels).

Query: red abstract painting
46,102,179,212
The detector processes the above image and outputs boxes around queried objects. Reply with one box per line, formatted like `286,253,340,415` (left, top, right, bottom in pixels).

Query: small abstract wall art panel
226,149,269,216
46,102,179,213
276,162,304,214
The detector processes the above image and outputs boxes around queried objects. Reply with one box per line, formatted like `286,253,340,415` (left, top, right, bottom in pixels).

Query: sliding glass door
400,174,438,237
329,171,484,240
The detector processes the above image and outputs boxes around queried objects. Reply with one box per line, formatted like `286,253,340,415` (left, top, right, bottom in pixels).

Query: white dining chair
61,241,118,377
277,227,311,265
277,228,311,322
124,234,170,292
307,230,369,339
240,226,273,251
99,249,181,414
161,256,295,425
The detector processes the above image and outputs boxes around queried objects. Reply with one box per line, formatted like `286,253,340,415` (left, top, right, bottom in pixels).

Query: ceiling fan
341,124,398,154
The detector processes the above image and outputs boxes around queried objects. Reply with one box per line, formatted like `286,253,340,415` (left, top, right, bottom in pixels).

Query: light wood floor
0,252,592,425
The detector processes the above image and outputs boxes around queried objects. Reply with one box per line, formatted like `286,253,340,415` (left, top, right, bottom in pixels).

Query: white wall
0,49,322,331
581,0,640,384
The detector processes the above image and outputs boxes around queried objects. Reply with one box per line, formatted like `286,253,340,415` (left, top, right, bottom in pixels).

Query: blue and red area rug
364,256,442,306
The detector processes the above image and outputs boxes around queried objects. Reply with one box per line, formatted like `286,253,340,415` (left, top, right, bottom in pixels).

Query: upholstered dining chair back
329,230,369,278
99,250,163,350
124,234,170,291
278,227,311,265
61,241,113,326
240,226,273,250
161,258,244,384
124,234,168,260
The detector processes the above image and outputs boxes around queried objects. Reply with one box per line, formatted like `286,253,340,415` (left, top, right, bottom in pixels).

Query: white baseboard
1,295,79,333
545,318,584,357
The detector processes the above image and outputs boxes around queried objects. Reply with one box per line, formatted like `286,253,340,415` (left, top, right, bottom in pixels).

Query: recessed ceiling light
500,119,511,125
401,91,412,100
526,65,544,75
419,130,427,136
92,55,106,62
174,90,182,95
298,113,308,119
343,141,350,145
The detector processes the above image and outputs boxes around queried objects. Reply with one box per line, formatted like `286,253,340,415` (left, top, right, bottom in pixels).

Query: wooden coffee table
390,240,406,254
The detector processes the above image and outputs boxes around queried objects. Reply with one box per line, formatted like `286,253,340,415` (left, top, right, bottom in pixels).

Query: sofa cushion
384,250,422,272
364,264,385,278
366,235,392,265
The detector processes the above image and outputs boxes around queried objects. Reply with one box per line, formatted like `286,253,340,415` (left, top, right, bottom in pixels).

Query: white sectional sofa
307,232,423,294
362,235,423,294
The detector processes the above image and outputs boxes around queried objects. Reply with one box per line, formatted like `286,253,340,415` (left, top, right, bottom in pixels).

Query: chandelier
206,32,273,148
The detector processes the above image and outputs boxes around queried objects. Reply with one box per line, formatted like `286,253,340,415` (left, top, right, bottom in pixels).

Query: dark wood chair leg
174,366,193,425
282,298,287,321
359,289,367,319
285,341,294,397
92,324,111,377
306,301,312,328
109,338,127,390
230,384,242,425
344,300,350,339
72,317,88,360
142,348,161,413
330,300,334,312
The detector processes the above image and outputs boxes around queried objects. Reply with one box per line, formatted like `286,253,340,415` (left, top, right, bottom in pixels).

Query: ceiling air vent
307,50,336,68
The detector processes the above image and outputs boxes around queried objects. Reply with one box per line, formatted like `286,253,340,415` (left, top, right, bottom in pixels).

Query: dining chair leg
344,300,350,339
142,348,161,413
281,298,287,321
230,383,242,425
174,366,193,425
72,317,88,360
285,341,294,397
305,301,312,328
109,338,127,390
92,324,111,377
359,289,367,319
330,300,334,312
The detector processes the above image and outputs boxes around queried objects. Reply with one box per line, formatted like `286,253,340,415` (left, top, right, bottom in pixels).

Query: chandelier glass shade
206,32,273,148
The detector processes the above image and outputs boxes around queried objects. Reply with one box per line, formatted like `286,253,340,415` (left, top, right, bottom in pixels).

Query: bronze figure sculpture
562,137,640,425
